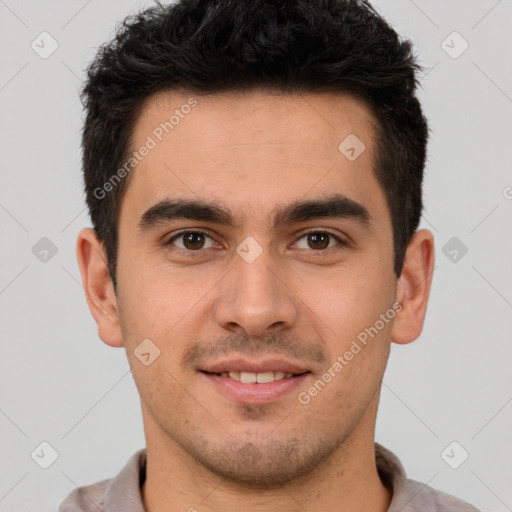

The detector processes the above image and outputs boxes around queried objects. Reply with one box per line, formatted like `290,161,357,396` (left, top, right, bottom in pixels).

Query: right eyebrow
138,199,237,231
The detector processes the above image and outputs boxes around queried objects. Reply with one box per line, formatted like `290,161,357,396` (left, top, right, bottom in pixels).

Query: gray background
0,0,511,510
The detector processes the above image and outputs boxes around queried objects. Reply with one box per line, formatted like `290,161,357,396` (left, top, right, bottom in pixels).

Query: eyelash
165,229,346,254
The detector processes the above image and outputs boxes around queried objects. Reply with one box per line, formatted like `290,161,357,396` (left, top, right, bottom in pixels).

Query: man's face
114,89,397,487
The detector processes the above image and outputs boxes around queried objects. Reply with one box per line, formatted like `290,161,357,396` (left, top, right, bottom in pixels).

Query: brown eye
183,232,205,250
168,231,215,251
295,230,342,251
307,232,329,250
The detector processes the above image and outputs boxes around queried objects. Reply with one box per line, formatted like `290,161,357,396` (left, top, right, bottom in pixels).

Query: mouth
201,370,305,383
198,359,311,404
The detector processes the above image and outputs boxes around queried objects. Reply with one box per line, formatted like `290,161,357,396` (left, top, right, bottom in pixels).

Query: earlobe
76,227,124,348
391,229,435,345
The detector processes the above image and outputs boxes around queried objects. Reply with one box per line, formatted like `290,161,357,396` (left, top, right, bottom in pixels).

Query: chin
185,435,339,490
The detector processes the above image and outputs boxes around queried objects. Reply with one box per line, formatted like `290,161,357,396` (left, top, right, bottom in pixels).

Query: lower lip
200,372,310,405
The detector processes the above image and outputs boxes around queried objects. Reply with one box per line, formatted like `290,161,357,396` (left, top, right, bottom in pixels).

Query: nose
213,246,298,338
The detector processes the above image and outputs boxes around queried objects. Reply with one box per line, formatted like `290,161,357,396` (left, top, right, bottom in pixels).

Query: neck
141,404,392,511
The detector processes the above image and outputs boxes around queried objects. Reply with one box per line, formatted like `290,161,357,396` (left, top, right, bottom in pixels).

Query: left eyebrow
137,193,371,232
272,193,371,229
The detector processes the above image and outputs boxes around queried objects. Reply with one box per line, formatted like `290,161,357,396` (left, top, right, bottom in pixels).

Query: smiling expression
100,88,400,487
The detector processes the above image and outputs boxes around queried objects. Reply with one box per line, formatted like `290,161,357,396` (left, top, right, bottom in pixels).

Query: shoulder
399,478,482,512
58,478,111,512
374,443,480,512
57,449,146,512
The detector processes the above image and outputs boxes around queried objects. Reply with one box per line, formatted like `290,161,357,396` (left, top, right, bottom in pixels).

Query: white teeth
256,371,274,383
240,372,257,383
220,371,295,383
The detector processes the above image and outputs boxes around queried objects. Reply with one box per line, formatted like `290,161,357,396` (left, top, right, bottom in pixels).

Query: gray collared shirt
59,443,480,511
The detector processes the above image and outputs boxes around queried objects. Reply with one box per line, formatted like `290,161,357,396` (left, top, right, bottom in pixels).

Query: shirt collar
103,448,146,512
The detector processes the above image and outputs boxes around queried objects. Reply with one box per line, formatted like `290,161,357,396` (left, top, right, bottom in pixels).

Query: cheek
116,258,218,359
116,271,198,401
301,261,395,334
304,271,394,404
298,265,396,396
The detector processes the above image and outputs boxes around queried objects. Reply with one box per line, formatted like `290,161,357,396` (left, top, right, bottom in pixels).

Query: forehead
120,88,389,231
136,87,375,149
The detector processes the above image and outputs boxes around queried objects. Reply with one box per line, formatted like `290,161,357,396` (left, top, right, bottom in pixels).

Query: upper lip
200,357,310,375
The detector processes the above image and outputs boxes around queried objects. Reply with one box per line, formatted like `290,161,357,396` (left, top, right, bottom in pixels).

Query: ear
391,229,435,345
76,227,124,348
